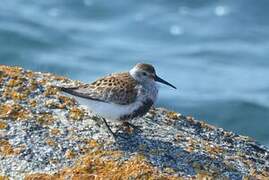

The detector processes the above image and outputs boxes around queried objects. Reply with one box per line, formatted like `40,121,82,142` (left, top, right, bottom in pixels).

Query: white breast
63,83,159,121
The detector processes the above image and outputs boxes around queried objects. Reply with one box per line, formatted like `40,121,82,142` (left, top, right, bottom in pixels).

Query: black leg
101,117,117,138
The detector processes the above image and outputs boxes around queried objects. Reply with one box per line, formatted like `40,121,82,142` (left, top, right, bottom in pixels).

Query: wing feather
60,72,138,105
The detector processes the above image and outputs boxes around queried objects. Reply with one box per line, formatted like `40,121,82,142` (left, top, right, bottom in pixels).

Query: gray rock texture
0,65,268,179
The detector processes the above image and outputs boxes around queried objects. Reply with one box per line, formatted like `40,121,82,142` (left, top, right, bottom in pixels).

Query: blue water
0,0,269,146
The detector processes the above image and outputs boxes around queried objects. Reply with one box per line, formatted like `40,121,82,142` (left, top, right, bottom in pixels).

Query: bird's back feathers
60,72,138,105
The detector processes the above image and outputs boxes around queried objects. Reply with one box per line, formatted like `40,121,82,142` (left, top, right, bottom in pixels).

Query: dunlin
60,63,176,137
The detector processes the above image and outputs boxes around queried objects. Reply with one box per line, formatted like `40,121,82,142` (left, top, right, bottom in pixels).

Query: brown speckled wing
61,72,138,105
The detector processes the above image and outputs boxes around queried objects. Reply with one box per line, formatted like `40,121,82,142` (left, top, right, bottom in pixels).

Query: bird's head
129,63,176,89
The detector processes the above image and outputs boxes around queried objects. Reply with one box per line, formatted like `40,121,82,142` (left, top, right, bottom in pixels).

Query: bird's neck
140,82,159,103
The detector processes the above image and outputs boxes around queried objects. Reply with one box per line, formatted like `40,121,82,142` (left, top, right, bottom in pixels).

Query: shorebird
60,63,176,138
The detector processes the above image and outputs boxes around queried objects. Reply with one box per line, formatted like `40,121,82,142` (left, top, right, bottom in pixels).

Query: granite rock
0,65,268,179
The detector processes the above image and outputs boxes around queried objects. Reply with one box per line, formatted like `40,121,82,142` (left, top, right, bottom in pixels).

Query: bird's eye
142,72,147,76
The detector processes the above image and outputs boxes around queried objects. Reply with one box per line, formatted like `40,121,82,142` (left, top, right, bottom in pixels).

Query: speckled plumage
60,63,176,137
61,72,138,105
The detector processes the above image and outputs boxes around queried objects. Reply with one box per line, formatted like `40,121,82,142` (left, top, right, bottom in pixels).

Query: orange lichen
26,142,179,179
0,121,7,129
25,71,34,78
45,100,57,109
0,104,10,117
196,172,215,180
65,149,76,159
7,78,22,87
58,95,76,107
0,104,30,121
36,113,54,125
69,107,84,120
198,121,215,131
0,140,14,156
0,71,3,84
53,76,68,81
244,170,269,180
11,90,30,101
29,100,37,107
24,173,55,180
204,144,224,155
0,176,9,180
1,87,12,99
79,139,100,154
166,111,180,120
50,128,61,136
0,66,22,78
37,79,48,86
85,139,99,149
44,86,58,97
29,80,38,91
55,151,178,179
46,139,57,147
2,88,30,101
5,76,27,87
186,146,194,153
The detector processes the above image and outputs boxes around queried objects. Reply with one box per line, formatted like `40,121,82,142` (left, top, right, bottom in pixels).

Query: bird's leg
101,117,117,139
122,121,143,133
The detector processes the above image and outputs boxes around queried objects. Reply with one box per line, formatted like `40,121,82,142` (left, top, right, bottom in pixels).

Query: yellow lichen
0,104,30,121
0,104,10,118
53,76,68,81
46,139,57,147
196,172,214,180
79,139,100,154
56,151,177,179
0,121,7,129
86,139,99,148
26,143,179,179
0,176,9,180
0,66,22,78
50,128,61,136
58,95,76,107
7,78,22,87
11,90,30,101
65,149,76,159
36,113,54,125
29,80,38,91
204,144,224,155
166,111,180,120
244,171,269,180
0,140,14,156
44,86,58,97
197,121,216,131
69,107,84,120
186,146,194,153
24,173,55,180
25,71,34,78
29,100,37,108
37,79,48,86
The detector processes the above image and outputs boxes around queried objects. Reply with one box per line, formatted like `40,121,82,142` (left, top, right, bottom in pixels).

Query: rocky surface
0,65,269,180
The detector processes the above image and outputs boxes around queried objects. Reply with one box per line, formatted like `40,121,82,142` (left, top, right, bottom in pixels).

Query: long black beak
155,75,177,89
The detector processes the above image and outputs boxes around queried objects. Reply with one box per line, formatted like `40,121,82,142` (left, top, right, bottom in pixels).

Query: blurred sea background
0,0,268,146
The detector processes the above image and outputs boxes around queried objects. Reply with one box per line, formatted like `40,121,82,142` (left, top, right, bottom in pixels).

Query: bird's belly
73,96,145,121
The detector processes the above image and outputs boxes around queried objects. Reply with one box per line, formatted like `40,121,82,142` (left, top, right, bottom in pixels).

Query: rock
0,65,268,179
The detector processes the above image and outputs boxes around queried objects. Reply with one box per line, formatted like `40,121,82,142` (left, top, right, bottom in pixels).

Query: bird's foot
122,122,143,134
